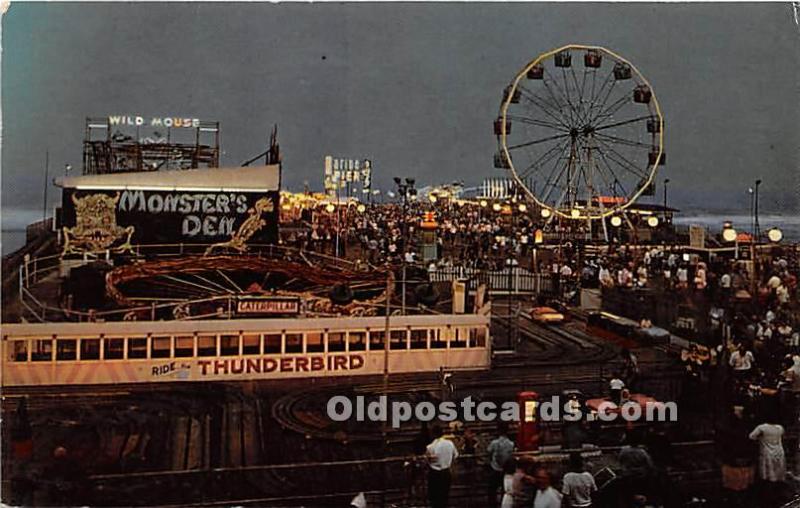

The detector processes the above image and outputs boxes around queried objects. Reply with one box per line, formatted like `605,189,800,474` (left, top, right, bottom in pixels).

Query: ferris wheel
495,44,664,220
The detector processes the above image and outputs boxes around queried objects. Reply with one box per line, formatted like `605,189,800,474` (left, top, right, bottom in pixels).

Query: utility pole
42,151,50,223
394,177,416,315
754,179,762,241
380,265,392,508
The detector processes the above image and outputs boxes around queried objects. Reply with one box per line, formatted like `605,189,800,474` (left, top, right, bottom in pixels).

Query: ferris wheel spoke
539,143,574,206
594,132,654,150
517,86,573,131
583,137,622,199
580,68,590,110
510,90,571,129
540,77,576,128
593,136,648,180
569,66,592,125
594,114,652,132
551,160,577,213
561,68,584,125
575,137,600,200
594,148,631,199
517,138,570,180
589,78,617,125
508,114,569,132
507,132,571,151
591,94,631,125
544,69,579,126
588,69,613,114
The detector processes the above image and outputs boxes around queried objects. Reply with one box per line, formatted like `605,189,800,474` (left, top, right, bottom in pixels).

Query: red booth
516,391,540,451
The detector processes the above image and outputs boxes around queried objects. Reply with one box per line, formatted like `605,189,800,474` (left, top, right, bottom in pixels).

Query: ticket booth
516,391,540,451
419,212,438,262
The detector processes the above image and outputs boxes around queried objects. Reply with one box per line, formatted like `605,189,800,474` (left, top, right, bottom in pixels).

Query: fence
429,266,554,295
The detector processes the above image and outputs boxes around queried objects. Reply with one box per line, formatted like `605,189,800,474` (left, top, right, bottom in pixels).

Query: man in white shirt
426,424,458,508
609,375,625,405
562,453,597,507
532,467,562,508
729,344,754,375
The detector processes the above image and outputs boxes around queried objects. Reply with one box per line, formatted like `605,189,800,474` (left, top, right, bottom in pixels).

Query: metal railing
429,266,554,295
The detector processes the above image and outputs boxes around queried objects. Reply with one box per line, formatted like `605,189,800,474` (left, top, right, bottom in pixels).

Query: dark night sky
2,2,799,230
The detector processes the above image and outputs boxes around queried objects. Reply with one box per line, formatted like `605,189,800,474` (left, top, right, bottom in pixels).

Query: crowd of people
393,421,665,508
283,199,536,270
290,198,800,507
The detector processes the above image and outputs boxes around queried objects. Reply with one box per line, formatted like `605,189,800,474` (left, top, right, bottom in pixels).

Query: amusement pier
2,44,799,508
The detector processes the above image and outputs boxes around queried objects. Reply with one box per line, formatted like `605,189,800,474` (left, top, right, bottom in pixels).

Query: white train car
2,314,490,387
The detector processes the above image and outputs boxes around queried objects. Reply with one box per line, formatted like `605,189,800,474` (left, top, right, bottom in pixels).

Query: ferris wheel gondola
495,44,664,220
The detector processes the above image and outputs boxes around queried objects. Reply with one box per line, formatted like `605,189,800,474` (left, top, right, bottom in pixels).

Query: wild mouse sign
61,188,279,248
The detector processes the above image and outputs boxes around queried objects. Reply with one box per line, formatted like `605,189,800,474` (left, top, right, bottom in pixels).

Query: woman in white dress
748,420,786,482
500,459,517,508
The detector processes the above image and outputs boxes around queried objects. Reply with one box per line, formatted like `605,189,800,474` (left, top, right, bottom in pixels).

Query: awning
55,165,280,192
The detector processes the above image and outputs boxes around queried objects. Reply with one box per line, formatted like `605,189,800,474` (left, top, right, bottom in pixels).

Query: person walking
486,422,515,507
426,424,458,508
561,452,597,507
749,418,786,482
500,459,517,508
749,412,787,507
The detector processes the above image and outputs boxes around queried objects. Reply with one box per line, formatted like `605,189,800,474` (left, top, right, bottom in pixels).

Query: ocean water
2,231,27,256
674,213,800,242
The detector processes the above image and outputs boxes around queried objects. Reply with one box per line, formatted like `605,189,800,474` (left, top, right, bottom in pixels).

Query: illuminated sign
108,115,201,128
236,297,300,315
61,188,279,244
324,156,372,195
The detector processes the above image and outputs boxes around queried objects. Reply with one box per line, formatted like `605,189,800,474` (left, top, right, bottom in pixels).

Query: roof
55,165,280,192
626,202,680,213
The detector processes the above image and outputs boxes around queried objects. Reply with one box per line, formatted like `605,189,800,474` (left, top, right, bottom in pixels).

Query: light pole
754,179,762,241
749,187,755,239
394,177,416,315
663,178,670,220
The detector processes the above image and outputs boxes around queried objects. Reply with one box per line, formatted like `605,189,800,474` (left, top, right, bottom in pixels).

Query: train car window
451,328,467,348
56,339,78,361
128,338,148,359
174,336,194,357
471,328,487,347
197,335,217,357
410,329,428,349
431,328,446,349
390,329,408,350
349,331,367,351
8,340,28,362
220,335,239,356
285,333,303,353
328,332,346,352
242,334,260,355
151,336,171,359
264,334,282,354
306,332,324,353
80,339,101,360
31,339,53,361
104,338,124,360
369,330,385,350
